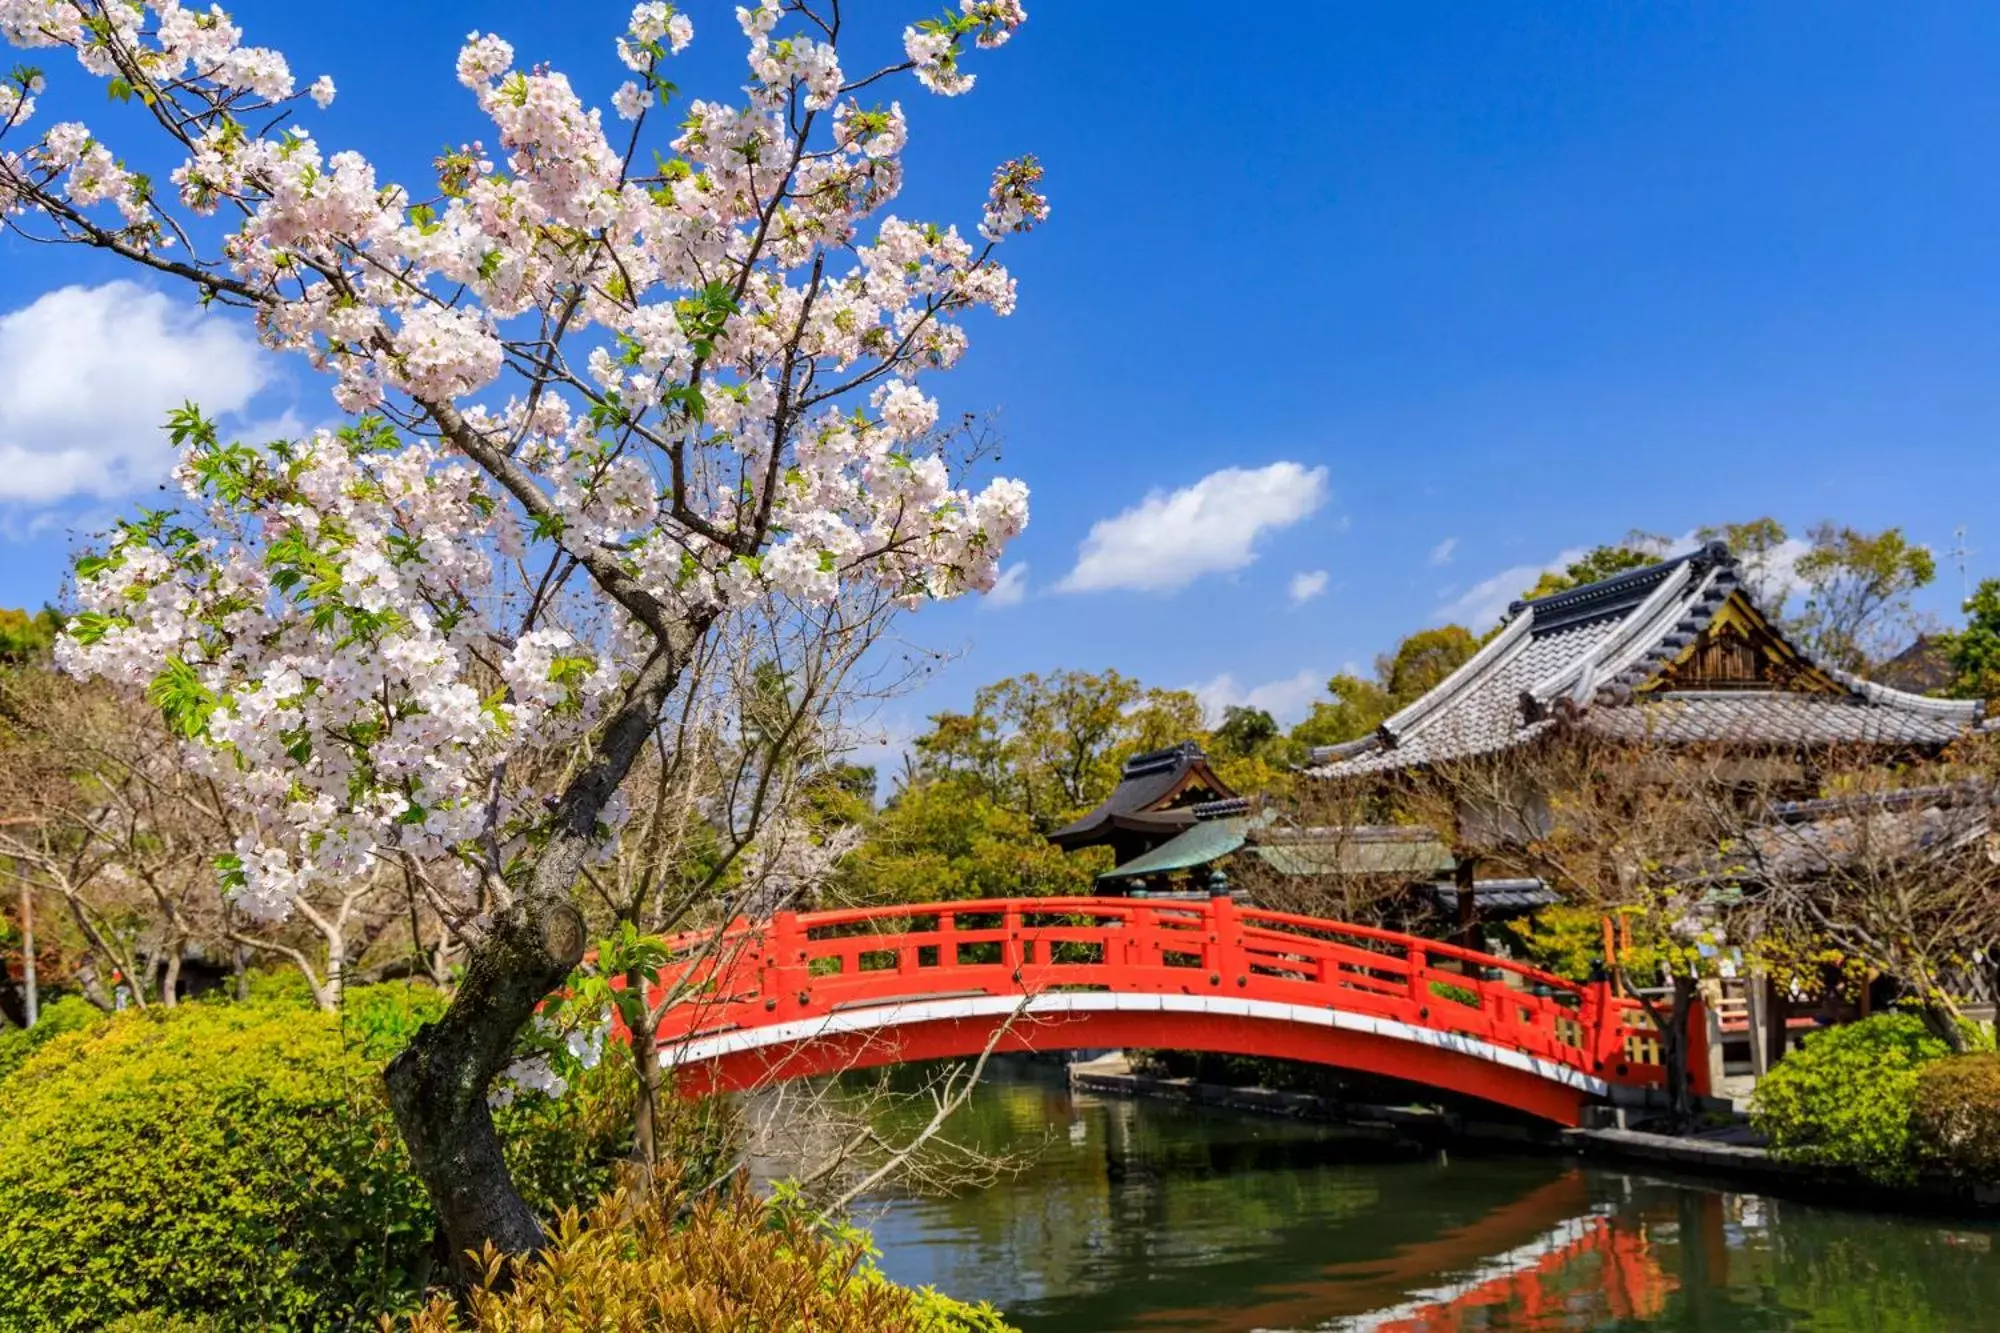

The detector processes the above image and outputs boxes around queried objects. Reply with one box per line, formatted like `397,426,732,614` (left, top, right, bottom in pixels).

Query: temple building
1305,541,1984,781
1045,742,1238,869
1046,742,1559,932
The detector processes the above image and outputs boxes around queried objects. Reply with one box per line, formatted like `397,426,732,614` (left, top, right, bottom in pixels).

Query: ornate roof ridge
1822,666,1985,720
1509,540,1734,634
1770,780,1996,824
1526,557,1704,704
1118,740,1205,779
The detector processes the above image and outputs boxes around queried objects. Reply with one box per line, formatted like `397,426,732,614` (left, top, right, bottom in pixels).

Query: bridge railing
644,896,1672,1090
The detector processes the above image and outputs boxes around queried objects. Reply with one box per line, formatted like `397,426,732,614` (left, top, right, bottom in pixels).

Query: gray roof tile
1305,543,1981,779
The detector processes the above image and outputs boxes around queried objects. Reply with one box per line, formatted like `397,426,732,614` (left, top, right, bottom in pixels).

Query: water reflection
788,1059,2000,1331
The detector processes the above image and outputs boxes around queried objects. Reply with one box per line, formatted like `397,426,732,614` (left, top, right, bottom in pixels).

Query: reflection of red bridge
1331,1208,1668,1331
1193,1172,1670,1332
648,897,1690,1125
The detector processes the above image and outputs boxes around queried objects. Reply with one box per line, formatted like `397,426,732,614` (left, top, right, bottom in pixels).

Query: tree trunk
19,880,34,1028
323,929,345,1012
160,946,182,1009
628,967,663,1175
1920,1002,1968,1053
383,643,683,1276
1625,969,1699,1132
1453,856,1479,951
384,895,587,1271
1659,975,1698,1131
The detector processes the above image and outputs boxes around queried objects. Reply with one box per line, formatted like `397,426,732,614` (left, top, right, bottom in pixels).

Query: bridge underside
662,993,1606,1126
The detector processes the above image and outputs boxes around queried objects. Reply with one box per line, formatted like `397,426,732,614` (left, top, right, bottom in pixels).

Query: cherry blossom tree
1,0,1040,1263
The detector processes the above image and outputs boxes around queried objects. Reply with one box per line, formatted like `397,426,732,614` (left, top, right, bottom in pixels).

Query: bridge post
1208,895,1244,986
761,911,806,1015
1405,941,1429,1005
1581,980,1617,1075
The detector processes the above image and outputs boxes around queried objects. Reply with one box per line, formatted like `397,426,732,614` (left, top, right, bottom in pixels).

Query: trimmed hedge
1912,1052,2000,1180
0,993,106,1084
0,1000,434,1331
1751,1012,1981,1184
401,1184,1014,1333
0,983,670,1331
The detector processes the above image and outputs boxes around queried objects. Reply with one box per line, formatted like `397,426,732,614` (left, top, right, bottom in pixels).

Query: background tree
1291,673,1396,750
1728,740,2000,1051
1942,578,2000,702
6,0,1039,1266
914,669,1204,831
1695,517,1794,613
836,776,1095,904
0,608,60,664
1290,625,1481,750
1519,536,1671,601
1790,524,1937,670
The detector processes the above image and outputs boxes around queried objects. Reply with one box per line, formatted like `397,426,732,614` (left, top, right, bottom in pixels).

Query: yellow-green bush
401,1183,1014,1333
0,1001,435,1331
0,984,696,1331
1911,1052,2000,1180
0,993,106,1083
1752,1013,1982,1184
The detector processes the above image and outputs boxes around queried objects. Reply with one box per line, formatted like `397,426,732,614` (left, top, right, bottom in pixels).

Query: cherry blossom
5,0,1045,1249
7,0,1044,932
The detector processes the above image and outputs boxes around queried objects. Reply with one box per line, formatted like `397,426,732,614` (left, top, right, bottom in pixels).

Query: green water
835,1061,2000,1332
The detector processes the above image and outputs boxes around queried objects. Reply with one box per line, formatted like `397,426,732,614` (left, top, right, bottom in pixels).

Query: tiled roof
1095,814,1260,881
1247,825,1456,878
1579,693,1973,748
1734,783,1997,882
1421,879,1560,912
1305,542,1983,779
1049,742,1235,849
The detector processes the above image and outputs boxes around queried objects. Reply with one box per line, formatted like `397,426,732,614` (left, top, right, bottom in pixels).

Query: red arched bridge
642,896,1697,1126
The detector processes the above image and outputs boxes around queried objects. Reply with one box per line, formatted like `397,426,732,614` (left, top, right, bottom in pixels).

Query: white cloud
1059,461,1329,594
1437,546,1589,629
1192,667,1325,727
0,282,272,504
982,562,1028,608
1288,569,1329,605
1428,536,1458,567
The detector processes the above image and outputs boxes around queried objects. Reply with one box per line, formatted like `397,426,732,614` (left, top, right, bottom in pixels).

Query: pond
808,1059,2000,1331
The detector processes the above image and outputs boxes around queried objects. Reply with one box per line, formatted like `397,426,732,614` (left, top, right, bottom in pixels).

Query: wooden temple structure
1304,541,1985,781
1045,742,1559,933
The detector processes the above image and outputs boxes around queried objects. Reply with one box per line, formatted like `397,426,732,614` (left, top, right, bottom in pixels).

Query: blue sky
4,2,1999,754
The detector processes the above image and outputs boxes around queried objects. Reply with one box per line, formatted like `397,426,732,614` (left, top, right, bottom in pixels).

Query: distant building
1305,542,1985,782
1869,634,1957,697
1045,741,1237,869
1045,742,1557,934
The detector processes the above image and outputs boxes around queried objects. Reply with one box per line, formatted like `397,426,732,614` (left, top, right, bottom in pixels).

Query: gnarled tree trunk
385,896,586,1265
384,648,680,1272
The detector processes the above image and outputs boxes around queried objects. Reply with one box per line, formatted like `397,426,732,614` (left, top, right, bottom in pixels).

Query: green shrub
1911,1052,2000,1180
401,1183,1014,1333
98,1315,224,1333
0,983,695,1331
0,1001,435,1331
1752,1012,1979,1183
0,993,106,1084
336,980,447,1059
